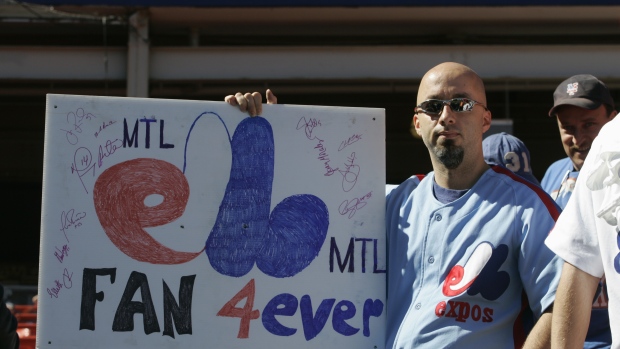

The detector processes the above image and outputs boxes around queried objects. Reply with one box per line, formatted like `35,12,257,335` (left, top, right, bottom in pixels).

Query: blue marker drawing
184,113,329,278
183,111,232,174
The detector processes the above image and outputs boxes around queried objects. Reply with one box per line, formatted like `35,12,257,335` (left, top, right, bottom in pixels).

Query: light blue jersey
542,157,612,349
385,166,563,349
541,157,579,209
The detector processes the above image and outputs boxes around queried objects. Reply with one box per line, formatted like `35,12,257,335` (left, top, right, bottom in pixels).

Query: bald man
226,62,563,349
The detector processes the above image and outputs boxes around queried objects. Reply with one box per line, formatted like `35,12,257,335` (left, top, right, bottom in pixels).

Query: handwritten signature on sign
338,134,362,151
46,268,73,299
60,108,97,145
296,117,361,192
60,209,86,242
94,120,117,138
339,192,372,219
54,244,70,263
70,138,122,194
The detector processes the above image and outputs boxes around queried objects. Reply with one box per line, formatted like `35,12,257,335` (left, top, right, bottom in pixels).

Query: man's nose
571,129,585,147
438,104,457,124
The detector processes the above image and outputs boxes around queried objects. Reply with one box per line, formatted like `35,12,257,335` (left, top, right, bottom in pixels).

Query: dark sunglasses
415,98,488,115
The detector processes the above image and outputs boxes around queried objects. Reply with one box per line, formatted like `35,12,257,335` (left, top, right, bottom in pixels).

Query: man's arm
522,306,552,349
551,261,599,349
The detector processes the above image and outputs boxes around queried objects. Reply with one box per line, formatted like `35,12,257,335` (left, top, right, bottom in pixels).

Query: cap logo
566,82,579,96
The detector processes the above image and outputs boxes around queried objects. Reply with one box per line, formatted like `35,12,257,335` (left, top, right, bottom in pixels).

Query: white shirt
545,116,620,348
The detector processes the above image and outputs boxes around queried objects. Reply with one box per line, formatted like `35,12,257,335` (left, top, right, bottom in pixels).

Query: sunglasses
415,98,488,115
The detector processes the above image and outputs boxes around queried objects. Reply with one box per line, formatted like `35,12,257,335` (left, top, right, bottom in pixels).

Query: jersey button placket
428,214,441,266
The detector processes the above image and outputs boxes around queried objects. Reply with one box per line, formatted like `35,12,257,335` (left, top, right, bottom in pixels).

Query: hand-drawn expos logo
93,115,329,278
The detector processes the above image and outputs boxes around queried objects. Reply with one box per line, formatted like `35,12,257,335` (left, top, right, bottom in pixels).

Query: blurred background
2,0,620,299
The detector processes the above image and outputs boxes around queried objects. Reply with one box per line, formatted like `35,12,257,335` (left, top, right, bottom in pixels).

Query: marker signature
54,244,70,263
70,138,122,194
46,268,73,299
341,152,360,192
297,116,322,139
94,120,116,138
60,209,86,242
98,138,122,168
71,147,95,193
297,116,360,192
315,139,338,176
60,108,96,145
338,134,362,151
339,191,372,219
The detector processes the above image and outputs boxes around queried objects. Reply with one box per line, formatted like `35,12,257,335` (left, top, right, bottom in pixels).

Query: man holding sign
227,62,563,348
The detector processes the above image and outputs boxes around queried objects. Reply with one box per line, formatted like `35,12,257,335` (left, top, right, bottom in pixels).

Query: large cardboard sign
38,94,386,348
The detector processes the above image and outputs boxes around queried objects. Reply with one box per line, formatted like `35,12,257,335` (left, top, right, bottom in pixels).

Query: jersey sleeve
518,191,564,317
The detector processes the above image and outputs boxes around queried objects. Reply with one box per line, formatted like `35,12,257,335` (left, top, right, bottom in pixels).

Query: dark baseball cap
483,132,540,186
548,74,615,116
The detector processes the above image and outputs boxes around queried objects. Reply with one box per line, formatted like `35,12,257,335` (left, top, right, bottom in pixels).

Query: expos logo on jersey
435,242,510,323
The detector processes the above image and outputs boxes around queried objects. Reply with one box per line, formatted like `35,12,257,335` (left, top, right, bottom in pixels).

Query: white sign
38,94,386,349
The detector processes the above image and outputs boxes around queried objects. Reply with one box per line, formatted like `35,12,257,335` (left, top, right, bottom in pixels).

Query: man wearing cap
542,74,617,208
483,132,540,186
543,74,616,349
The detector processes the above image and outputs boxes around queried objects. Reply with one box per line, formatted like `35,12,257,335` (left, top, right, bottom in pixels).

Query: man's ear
410,115,422,139
413,114,422,137
482,109,492,134
610,109,618,120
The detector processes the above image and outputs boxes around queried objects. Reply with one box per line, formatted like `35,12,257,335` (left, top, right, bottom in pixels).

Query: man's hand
224,89,278,116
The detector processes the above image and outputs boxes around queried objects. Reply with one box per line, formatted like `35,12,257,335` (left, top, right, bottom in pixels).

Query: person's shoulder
487,166,561,216
487,166,540,193
386,174,428,201
385,184,399,196
597,114,620,140
546,157,573,172
585,115,620,165
583,116,620,191
541,157,573,189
